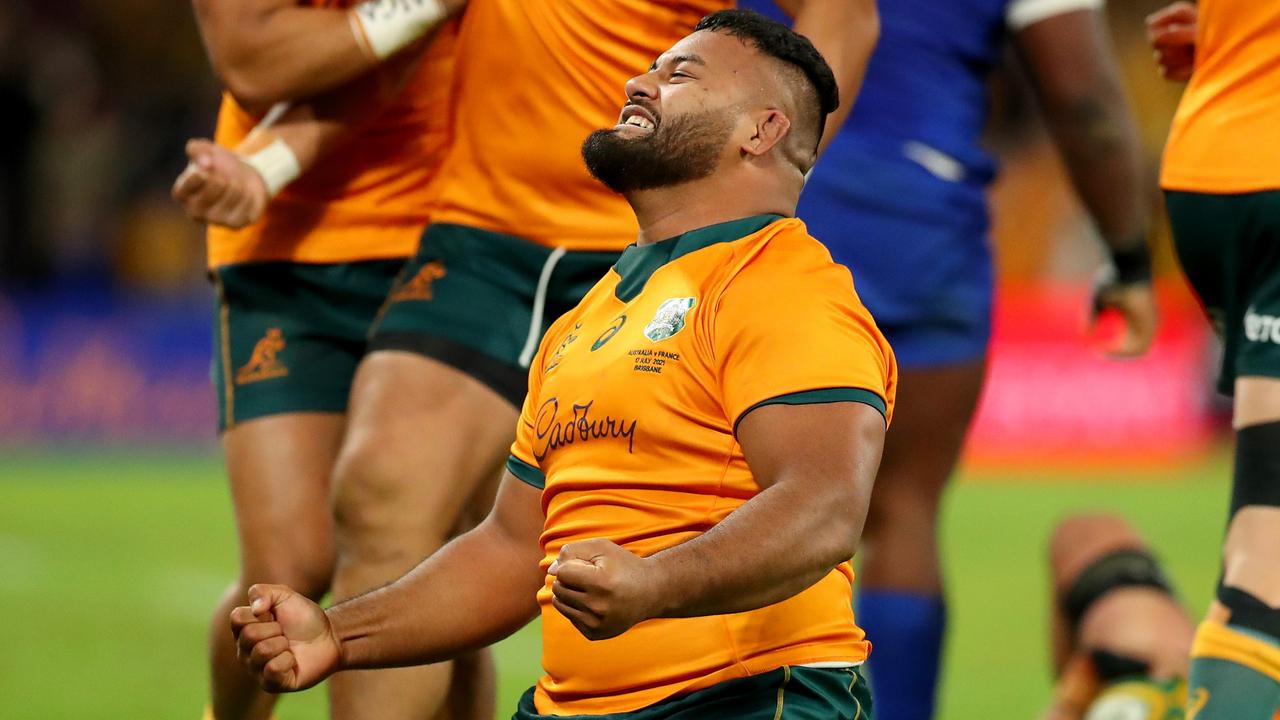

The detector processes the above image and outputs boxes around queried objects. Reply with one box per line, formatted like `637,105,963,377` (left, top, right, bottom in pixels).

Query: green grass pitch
0,450,1229,718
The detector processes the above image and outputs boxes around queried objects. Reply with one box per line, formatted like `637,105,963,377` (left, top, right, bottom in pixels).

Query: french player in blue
742,1,1159,718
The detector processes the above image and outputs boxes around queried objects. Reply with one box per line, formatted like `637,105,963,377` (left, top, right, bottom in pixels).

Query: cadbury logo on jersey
533,398,637,461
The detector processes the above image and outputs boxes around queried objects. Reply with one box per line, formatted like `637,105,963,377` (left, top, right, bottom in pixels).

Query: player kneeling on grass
1042,514,1195,720
231,9,895,719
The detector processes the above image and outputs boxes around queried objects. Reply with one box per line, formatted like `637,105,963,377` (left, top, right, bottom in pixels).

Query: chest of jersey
531,270,731,487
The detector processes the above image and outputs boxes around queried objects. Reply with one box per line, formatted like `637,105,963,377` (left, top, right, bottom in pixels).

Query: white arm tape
1006,0,1104,31
351,0,448,60
242,138,302,197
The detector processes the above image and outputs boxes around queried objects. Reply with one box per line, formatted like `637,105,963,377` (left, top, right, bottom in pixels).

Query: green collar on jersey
613,214,786,302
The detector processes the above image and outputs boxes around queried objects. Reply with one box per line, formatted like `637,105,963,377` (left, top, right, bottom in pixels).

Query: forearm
330,520,543,670
193,0,458,110
789,0,880,151
1017,11,1149,256
237,42,427,187
647,480,863,619
194,0,373,110
1044,88,1149,255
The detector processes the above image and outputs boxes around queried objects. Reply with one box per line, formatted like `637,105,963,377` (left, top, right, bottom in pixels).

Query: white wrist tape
242,138,301,197
350,0,448,60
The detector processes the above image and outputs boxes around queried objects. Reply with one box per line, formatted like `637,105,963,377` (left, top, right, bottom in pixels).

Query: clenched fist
171,139,270,229
1146,2,1197,82
229,584,342,693
548,539,663,641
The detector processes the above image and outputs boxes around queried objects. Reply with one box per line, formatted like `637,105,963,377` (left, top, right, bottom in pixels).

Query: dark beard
581,107,736,194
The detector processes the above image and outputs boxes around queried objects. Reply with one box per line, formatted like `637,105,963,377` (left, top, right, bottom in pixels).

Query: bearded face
581,102,738,194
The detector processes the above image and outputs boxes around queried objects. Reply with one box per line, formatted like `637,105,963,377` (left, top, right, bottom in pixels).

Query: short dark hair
693,9,840,127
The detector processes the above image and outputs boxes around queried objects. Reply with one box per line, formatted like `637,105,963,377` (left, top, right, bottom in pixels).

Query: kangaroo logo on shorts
390,261,446,303
644,298,695,342
236,327,289,385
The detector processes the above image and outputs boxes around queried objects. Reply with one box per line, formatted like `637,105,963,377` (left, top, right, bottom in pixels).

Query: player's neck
627,176,796,246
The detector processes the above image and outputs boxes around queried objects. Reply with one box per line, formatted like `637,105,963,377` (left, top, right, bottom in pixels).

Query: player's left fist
548,538,659,641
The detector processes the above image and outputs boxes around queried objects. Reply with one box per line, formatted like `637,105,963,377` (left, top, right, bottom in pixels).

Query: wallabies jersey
426,0,729,252
1162,0,1280,193
207,8,459,267
506,215,897,715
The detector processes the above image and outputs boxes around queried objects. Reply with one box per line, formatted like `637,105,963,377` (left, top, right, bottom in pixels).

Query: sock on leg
856,589,946,720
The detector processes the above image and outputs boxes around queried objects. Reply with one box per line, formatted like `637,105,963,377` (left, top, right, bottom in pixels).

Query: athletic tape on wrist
242,138,301,197
1109,239,1153,285
350,0,448,60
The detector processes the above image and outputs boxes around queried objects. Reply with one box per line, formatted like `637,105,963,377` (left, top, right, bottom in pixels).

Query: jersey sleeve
712,249,897,433
1006,0,1104,31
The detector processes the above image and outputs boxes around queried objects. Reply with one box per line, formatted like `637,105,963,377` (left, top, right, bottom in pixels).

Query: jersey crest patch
644,298,695,342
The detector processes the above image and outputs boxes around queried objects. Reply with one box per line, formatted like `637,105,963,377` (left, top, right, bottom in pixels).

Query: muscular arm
549,401,884,640
332,475,545,669
231,475,545,691
1014,9,1157,356
191,0,462,110
650,401,883,616
779,0,880,152
1014,9,1148,258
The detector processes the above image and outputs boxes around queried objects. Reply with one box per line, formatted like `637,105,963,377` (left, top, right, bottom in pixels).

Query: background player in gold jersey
173,2,473,719
1041,514,1194,720
175,1,877,718
226,10,896,718
1150,2,1280,717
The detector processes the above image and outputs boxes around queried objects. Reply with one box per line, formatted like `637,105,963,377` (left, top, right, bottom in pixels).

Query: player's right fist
1146,1,1197,82
171,139,270,229
229,583,341,693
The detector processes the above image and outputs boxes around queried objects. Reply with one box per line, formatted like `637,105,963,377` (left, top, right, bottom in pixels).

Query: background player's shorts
1166,190,1280,395
513,666,872,720
368,223,619,407
211,259,405,431
1085,676,1187,720
799,147,993,370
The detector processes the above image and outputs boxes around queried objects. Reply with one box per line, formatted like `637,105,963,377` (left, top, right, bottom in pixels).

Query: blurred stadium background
0,1,1230,717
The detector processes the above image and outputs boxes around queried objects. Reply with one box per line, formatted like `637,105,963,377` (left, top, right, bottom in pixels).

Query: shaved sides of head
693,9,839,171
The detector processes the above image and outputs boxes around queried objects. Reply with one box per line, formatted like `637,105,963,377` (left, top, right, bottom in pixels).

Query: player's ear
742,109,791,159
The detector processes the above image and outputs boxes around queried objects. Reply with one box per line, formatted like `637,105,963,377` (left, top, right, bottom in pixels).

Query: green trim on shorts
211,259,405,430
506,455,545,490
512,665,871,720
734,387,888,434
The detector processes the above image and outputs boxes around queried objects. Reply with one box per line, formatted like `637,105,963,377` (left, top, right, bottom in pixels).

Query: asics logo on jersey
591,315,627,351
235,327,289,385
533,398,637,461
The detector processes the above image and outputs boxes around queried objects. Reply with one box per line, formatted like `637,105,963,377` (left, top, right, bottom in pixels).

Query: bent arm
331,475,546,670
191,0,461,110
1014,9,1149,258
648,401,884,618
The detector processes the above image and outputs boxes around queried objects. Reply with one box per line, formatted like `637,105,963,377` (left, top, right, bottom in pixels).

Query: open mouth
617,104,658,133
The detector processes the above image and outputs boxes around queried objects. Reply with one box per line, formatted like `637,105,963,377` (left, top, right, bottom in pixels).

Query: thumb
186,138,216,161
247,583,293,617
